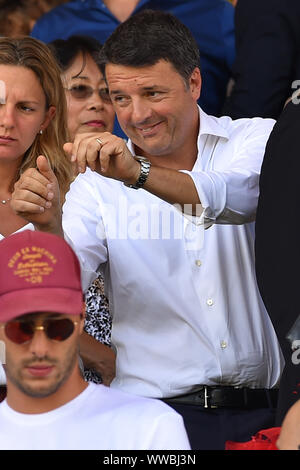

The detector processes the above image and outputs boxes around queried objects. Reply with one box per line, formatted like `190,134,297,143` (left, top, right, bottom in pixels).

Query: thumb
36,155,56,183
63,142,74,161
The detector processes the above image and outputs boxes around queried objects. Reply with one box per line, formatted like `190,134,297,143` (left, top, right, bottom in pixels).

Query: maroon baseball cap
0,230,83,322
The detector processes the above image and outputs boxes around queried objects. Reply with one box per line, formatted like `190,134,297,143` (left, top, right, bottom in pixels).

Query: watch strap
124,156,151,189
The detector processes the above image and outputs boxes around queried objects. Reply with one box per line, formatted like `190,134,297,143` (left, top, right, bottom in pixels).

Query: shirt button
195,260,202,267
220,341,227,349
206,298,214,306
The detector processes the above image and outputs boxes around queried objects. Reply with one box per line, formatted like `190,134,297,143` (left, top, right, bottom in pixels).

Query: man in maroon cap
0,230,190,450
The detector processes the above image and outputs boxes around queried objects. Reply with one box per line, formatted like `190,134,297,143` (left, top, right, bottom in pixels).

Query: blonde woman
0,36,72,391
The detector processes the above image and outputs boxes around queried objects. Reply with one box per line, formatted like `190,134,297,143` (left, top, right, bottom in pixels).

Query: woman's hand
11,155,63,236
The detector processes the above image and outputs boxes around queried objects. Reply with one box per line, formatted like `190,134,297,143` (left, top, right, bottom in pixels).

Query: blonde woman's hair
0,36,72,197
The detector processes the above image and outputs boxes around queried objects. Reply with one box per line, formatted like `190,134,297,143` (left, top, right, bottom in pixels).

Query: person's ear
78,302,86,334
189,67,202,101
40,105,56,133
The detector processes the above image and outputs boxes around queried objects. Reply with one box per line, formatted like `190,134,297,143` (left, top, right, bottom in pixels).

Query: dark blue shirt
32,0,235,119
223,0,300,120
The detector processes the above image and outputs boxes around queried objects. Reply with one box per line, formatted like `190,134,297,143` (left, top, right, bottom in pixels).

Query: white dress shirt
62,108,284,398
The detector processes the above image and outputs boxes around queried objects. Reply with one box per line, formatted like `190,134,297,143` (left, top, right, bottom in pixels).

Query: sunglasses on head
2,316,80,344
65,84,112,103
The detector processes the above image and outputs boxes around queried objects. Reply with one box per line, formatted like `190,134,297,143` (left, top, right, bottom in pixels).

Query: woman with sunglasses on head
0,36,72,396
49,36,116,387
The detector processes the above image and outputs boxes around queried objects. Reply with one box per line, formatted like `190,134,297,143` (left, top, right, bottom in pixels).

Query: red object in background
225,427,281,450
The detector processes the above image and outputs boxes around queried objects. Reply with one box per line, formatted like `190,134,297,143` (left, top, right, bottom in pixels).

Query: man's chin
18,380,62,399
133,139,171,158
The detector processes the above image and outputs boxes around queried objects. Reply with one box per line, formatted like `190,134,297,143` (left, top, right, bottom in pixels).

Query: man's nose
131,98,152,124
28,328,51,359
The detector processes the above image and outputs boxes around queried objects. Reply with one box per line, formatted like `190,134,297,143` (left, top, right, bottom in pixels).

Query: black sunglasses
65,84,112,103
2,317,80,344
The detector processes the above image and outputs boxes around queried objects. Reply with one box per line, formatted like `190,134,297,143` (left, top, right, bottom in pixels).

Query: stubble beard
5,345,79,399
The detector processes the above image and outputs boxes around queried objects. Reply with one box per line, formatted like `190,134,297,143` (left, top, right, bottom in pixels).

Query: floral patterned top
83,274,112,384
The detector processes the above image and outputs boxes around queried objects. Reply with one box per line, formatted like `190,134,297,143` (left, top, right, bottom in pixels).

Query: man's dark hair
49,35,103,75
100,10,200,87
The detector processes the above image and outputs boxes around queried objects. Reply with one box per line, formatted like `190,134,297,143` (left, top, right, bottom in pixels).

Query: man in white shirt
11,10,283,449
0,230,190,450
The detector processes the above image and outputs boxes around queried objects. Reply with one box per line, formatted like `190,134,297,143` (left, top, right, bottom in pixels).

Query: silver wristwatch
124,156,151,189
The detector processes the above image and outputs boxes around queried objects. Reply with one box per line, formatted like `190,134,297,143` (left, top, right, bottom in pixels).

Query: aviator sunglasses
65,84,112,103
2,316,81,344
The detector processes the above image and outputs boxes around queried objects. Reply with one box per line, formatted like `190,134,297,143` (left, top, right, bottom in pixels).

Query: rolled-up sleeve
181,117,275,227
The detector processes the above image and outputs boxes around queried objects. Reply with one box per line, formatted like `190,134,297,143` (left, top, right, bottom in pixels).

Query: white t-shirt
0,383,190,450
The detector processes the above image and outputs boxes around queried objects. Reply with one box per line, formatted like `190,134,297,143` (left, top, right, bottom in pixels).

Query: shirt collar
127,105,229,155
198,106,229,141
